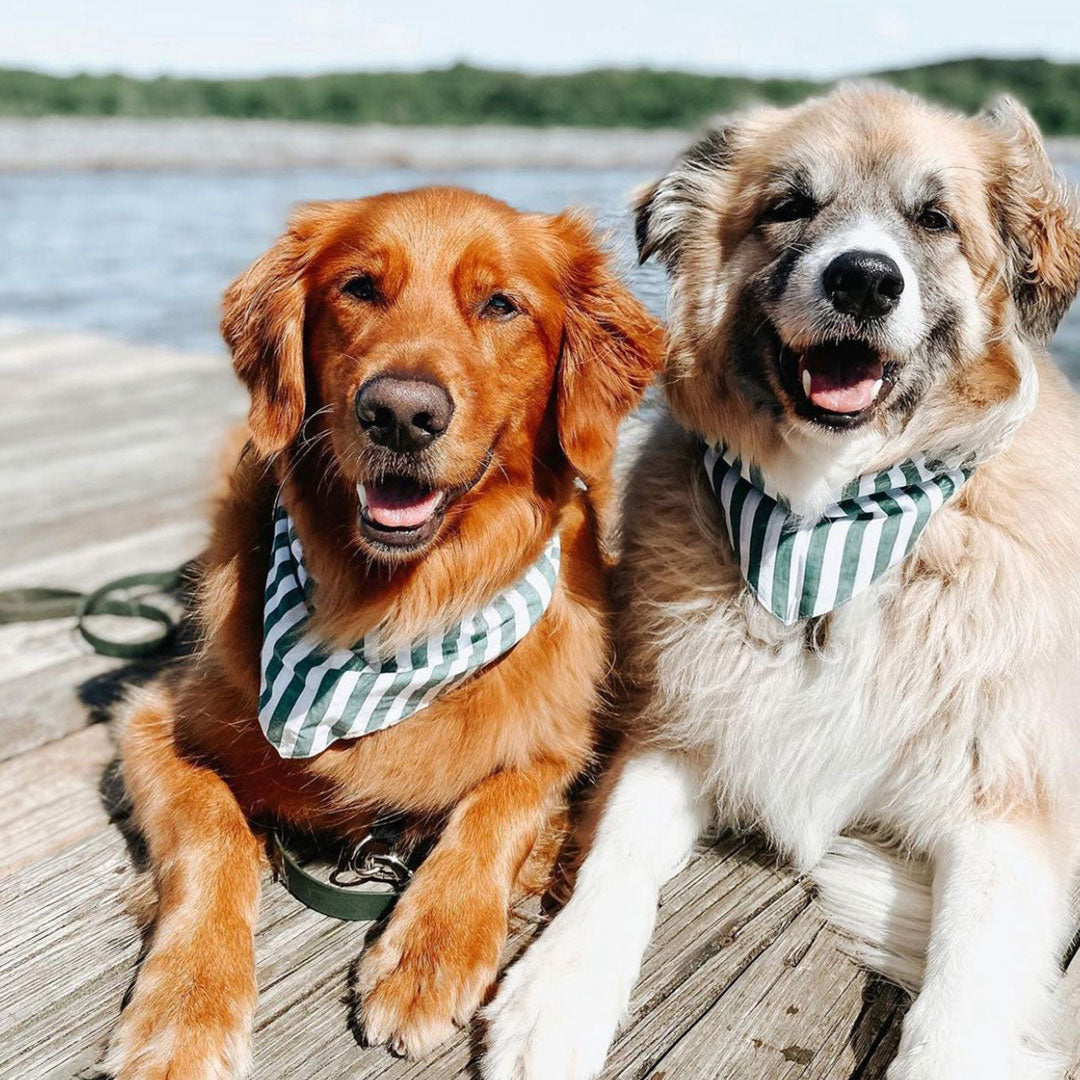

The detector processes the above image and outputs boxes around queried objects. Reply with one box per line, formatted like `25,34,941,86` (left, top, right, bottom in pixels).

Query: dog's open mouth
783,339,896,428
355,447,495,554
357,476,446,549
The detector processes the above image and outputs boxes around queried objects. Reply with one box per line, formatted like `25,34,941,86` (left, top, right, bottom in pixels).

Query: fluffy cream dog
483,85,1080,1080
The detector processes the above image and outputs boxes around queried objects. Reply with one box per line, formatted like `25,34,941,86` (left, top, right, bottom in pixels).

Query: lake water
2,165,1078,379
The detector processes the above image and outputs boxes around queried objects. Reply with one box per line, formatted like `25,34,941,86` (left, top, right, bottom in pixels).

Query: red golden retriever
103,187,662,1078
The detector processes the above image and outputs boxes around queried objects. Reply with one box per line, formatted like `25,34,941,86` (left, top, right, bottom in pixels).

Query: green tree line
2,57,1079,133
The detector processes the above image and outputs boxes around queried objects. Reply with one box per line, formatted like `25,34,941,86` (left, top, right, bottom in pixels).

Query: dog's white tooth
872,379,884,400
357,483,368,510
802,368,812,398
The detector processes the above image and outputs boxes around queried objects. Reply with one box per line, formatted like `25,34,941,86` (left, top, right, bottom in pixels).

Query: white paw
887,1043,1061,1080
887,1011,1061,1080
887,1023,998,1080
887,1049,992,1080
482,923,626,1080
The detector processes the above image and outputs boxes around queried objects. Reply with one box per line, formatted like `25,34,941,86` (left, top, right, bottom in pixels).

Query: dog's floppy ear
979,96,1080,342
551,212,664,486
633,124,738,269
221,218,312,458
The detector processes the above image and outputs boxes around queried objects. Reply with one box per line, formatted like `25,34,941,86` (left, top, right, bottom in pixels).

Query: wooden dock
2,323,1078,1080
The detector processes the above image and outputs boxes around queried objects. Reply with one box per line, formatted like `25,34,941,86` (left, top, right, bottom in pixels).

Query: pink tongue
365,485,442,529
801,358,878,414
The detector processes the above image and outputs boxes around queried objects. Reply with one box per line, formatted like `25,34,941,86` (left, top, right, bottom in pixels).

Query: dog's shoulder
953,352,1080,554
902,351,1080,670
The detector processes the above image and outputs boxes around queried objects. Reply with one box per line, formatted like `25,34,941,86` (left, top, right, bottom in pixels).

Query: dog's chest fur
616,413,1079,870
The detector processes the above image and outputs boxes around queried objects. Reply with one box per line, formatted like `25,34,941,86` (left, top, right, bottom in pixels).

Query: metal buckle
329,826,413,890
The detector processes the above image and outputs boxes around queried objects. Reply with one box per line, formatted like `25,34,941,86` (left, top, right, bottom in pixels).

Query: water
0,167,667,353
1,165,1077,379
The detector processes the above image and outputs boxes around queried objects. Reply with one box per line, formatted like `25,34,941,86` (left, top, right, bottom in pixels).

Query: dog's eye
759,193,817,225
342,275,380,303
481,293,519,320
915,206,953,233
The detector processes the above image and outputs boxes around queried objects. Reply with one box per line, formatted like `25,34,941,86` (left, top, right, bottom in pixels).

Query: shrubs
2,58,1079,134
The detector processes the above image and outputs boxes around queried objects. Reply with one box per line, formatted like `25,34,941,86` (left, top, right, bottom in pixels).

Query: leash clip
330,828,413,890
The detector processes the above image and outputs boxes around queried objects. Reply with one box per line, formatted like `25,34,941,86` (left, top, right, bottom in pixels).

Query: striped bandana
703,444,973,624
258,499,561,758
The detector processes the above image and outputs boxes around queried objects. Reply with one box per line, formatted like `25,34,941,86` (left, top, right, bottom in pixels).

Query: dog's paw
887,1048,989,1080
104,948,255,1080
887,1043,1061,1080
886,984,1070,1080
482,923,621,1080
356,891,506,1058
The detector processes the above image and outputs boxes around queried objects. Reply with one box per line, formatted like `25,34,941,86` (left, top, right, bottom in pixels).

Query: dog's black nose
355,376,454,452
823,250,905,318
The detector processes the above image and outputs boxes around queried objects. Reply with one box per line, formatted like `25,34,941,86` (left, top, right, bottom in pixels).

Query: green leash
0,569,184,659
272,822,411,922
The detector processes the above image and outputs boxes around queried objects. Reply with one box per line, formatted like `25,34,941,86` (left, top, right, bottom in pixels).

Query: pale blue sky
6,0,1080,79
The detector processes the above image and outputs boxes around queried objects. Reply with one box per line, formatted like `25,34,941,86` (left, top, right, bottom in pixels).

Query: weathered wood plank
806,978,908,1080
0,722,115,877
0,643,137,762
0,328,242,586
0,830,140,1080
633,910,858,1080
602,883,814,1080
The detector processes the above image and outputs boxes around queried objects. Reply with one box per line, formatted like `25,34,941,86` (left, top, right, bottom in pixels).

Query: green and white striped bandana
703,444,973,624
258,499,561,758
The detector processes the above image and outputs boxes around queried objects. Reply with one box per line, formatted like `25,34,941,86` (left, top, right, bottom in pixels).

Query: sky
5,0,1080,80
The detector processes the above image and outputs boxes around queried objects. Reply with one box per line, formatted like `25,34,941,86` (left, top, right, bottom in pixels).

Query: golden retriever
104,186,663,1077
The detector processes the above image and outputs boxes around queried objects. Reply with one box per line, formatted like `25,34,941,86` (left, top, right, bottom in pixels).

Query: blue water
1,165,1077,378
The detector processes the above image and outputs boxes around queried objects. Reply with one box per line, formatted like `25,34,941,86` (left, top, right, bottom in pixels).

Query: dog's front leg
482,747,710,1080
105,691,263,1080
889,818,1070,1080
356,758,574,1058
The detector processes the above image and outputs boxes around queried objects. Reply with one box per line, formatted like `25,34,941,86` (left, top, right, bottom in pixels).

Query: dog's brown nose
823,250,904,319
355,375,454,452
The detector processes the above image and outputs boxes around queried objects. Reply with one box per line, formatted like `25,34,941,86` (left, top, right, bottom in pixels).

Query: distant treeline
3,57,1080,133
